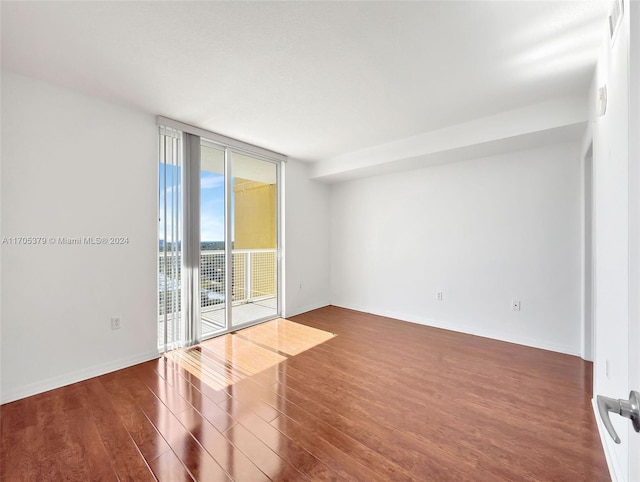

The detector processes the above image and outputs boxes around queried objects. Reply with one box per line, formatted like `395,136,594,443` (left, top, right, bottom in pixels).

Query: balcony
158,248,277,346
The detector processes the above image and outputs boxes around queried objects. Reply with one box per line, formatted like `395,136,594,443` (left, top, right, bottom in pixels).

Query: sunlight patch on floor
232,318,336,356
165,318,335,390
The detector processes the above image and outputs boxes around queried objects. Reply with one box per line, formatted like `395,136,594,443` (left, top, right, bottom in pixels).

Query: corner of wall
284,159,332,318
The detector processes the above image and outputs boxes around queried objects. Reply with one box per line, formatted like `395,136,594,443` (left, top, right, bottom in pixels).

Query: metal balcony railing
158,249,277,316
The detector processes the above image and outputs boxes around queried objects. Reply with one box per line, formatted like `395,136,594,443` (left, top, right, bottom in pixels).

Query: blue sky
159,165,229,243
199,171,226,241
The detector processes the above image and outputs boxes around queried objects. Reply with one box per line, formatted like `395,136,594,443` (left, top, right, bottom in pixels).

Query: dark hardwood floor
1,306,609,481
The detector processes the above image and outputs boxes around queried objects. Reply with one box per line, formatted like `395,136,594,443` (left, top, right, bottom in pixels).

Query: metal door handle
596,391,640,443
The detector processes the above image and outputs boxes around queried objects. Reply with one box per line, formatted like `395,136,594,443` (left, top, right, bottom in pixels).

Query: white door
593,1,640,480
628,3,640,480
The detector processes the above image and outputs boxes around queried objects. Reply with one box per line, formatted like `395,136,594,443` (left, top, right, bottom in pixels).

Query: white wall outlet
111,317,121,330
436,291,443,301
606,359,610,379
511,300,521,311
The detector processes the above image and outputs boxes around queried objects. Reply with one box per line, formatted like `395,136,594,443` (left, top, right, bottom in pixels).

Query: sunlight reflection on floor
165,319,336,390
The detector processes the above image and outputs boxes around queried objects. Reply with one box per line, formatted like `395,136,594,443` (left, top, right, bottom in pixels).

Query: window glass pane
200,144,226,336
231,152,278,327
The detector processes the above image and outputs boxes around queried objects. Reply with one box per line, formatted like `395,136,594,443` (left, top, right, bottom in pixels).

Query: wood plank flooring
0,306,609,481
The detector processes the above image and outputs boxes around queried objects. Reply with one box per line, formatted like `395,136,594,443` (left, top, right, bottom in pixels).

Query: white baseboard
284,302,330,319
1,350,160,404
591,398,624,481
333,304,580,356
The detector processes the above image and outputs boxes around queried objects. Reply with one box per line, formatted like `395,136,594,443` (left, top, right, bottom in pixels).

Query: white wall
284,160,331,316
0,72,332,402
1,72,159,403
330,142,583,355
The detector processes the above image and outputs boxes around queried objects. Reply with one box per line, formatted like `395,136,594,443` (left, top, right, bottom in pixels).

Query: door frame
627,1,639,479
219,146,283,337
582,141,595,362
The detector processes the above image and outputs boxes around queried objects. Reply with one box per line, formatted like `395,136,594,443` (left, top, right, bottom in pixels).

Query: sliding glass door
158,124,282,350
199,143,227,337
230,151,279,327
197,145,279,336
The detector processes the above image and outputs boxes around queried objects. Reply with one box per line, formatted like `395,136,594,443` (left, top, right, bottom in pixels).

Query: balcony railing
158,248,277,317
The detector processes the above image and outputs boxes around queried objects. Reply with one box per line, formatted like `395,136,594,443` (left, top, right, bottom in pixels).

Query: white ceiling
1,1,608,164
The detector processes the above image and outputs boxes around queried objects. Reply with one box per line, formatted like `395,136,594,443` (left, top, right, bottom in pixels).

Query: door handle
596,391,640,443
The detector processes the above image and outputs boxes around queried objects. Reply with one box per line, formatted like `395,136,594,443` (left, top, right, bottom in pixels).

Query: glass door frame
201,139,283,341
220,147,282,339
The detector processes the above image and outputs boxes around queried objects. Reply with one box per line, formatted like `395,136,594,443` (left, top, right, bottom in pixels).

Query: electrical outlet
511,300,521,311
436,291,443,301
606,359,610,379
111,317,121,330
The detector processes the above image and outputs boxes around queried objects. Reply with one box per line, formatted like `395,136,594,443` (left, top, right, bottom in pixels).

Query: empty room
1,1,639,481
